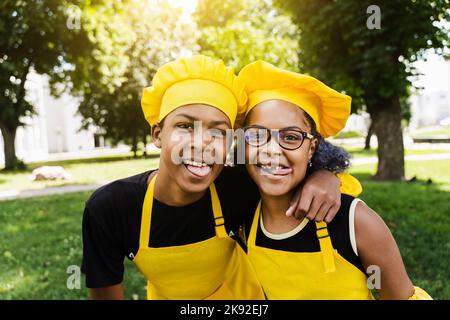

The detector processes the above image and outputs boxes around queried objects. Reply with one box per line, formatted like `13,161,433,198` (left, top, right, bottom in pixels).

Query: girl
239,60,432,300
81,55,359,299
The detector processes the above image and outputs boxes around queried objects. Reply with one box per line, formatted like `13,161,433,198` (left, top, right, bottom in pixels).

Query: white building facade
0,70,99,166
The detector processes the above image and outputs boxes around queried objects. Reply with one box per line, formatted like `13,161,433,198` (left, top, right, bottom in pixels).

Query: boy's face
244,100,317,197
152,104,232,194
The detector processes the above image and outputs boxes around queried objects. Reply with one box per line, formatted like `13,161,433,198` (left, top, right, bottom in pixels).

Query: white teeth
183,160,209,167
260,165,284,170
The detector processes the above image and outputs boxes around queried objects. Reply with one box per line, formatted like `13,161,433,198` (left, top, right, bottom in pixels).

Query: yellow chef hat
141,55,247,128
238,60,351,138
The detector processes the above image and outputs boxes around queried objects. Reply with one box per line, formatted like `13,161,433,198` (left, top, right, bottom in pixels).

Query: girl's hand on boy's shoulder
286,170,341,223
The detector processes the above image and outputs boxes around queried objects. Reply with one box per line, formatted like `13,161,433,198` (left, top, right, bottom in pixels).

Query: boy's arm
90,283,125,300
286,170,362,223
82,190,126,296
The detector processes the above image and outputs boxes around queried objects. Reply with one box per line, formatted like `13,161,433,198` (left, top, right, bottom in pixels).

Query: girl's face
152,104,231,194
245,100,317,197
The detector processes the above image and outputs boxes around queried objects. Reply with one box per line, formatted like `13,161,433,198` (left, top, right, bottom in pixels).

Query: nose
266,130,282,155
192,122,214,147
190,121,214,158
258,130,282,165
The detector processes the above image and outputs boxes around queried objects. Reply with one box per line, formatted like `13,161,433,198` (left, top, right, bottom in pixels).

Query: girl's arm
354,201,417,299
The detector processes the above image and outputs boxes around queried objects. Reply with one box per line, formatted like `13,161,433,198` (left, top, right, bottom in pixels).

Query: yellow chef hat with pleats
238,60,351,138
141,55,247,127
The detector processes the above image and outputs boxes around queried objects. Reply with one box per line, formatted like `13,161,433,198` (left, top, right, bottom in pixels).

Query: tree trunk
0,124,18,171
364,121,374,150
142,134,148,158
131,133,138,158
369,96,405,181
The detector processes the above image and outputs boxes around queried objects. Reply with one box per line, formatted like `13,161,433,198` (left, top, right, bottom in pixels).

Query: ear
151,123,163,148
308,138,318,162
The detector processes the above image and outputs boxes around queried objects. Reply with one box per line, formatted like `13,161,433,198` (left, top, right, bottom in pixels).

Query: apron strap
315,221,336,273
209,183,228,239
139,174,229,247
249,200,336,273
139,172,157,248
247,200,262,247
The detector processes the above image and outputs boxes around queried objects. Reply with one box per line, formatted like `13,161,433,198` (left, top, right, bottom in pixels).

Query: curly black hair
303,112,351,174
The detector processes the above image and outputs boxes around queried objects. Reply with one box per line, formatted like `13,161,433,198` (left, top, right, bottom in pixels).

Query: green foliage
335,130,363,139
274,0,450,112
275,0,449,180
75,0,199,151
0,0,134,168
0,0,92,129
195,0,300,72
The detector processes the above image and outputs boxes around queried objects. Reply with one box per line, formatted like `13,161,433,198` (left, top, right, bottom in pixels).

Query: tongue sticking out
272,167,293,175
186,165,211,177
262,166,293,175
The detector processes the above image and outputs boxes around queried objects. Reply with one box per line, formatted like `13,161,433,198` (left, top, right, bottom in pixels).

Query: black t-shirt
81,165,259,288
81,166,363,288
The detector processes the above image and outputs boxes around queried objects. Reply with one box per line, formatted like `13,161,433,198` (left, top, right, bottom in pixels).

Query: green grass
0,191,147,300
411,125,450,138
350,159,450,186
334,131,363,139
1,149,449,193
349,159,450,299
342,146,449,159
0,155,160,192
0,159,449,299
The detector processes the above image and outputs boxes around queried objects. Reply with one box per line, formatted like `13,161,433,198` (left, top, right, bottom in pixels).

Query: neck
260,190,304,234
260,191,293,220
150,167,207,206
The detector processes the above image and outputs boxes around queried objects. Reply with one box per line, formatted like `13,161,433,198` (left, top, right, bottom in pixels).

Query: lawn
410,125,450,138
349,160,450,299
0,154,160,193
0,191,147,300
0,159,449,299
1,148,448,193
338,145,449,159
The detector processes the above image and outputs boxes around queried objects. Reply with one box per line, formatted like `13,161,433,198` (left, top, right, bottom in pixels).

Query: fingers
312,202,332,222
295,199,340,222
324,203,340,223
304,191,341,222
286,187,301,217
305,196,323,221
291,176,342,221
293,190,313,220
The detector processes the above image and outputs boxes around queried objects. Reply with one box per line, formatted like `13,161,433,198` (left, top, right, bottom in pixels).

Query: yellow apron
133,174,265,300
247,201,374,300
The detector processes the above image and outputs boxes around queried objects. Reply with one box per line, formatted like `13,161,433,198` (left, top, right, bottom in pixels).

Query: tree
75,0,199,156
0,0,95,170
195,0,300,72
275,0,449,180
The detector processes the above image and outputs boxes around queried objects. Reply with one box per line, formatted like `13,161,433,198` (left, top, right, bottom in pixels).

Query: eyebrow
174,113,230,127
301,118,311,129
249,124,307,132
210,120,230,127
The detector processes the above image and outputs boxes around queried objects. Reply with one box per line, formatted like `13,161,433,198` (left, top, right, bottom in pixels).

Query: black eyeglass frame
243,125,316,151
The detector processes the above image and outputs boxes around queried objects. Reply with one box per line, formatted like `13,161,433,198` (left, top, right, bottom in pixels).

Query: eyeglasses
244,125,315,150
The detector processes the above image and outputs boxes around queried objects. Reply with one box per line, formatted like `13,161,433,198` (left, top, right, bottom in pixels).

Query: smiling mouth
257,164,293,176
182,159,213,178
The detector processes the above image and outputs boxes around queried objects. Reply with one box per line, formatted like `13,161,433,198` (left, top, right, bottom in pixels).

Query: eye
177,123,194,130
245,131,258,142
208,128,227,138
285,134,298,141
280,131,301,142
